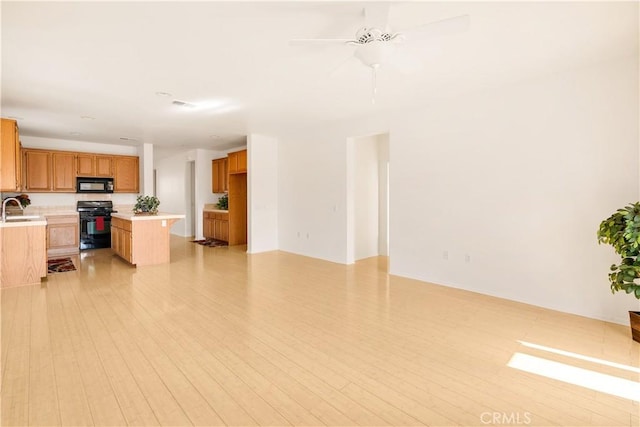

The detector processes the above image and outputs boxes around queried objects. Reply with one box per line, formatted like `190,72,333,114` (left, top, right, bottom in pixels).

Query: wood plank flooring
2,236,639,426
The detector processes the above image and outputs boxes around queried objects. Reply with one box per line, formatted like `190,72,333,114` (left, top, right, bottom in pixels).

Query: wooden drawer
45,214,78,225
215,212,229,220
111,217,132,232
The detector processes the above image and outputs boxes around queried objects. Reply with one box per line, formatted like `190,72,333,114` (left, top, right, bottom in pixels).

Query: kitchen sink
4,215,42,222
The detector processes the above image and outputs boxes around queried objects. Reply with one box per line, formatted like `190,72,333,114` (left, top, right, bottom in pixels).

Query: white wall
277,55,639,324
278,128,352,264
247,134,278,253
140,143,154,196
388,56,639,325
154,151,190,236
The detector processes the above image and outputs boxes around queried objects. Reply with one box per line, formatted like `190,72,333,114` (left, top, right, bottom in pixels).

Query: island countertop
111,212,186,221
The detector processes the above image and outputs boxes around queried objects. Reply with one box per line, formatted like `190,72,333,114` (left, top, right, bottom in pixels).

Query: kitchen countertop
203,208,229,213
111,212,186,221
0,217,47,228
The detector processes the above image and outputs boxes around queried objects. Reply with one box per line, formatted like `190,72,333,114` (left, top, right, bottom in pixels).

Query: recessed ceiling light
156,91,172,97
80,115,96,120
172,99,197,109
69,131,82,136
119,136,138,141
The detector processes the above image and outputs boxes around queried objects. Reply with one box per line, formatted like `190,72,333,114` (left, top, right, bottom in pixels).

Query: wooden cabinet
22,148,138,193
212,158,228,193
23,149,51,191
228,149,247,174
77,154,113,177
46,215,79,257
23,149,75,192
111,217,133,263
0,224,47,288
96,155,113,177
0,118,22,191
76,153,95,176
228,173,247,245
113,156,139,193
203,211,229,241
52,152,76,191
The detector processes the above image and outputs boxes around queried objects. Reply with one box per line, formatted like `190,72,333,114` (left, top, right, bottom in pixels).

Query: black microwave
76,177,114,193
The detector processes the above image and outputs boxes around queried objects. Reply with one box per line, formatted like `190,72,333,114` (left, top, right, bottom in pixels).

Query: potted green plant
597,202,640,342
217,193,228,210
133,195,160,215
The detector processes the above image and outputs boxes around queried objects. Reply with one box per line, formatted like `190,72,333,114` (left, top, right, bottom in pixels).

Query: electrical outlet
465,254,471,263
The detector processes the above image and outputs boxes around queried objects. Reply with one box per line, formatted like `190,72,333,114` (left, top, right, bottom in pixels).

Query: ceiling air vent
172,99,197,109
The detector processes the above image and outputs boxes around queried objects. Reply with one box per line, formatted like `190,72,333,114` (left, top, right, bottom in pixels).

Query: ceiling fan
290,3,470,103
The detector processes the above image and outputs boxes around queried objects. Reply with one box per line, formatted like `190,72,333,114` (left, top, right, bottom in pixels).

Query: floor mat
47,257,77,273
191,238,229,248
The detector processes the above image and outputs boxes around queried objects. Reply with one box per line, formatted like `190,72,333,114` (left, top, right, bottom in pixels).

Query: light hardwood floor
2,236,639,426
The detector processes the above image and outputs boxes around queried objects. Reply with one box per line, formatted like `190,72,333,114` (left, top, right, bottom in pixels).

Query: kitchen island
0,217,47,287
110,212,185,266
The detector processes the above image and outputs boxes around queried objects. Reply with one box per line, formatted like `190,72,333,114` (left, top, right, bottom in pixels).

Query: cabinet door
236,150,247,173
228,150,247,174
212,159,221,193
114,156,139,193
23,150,51,191
212,158,229,193
221,158,228,192
227,152,238,174
122,229,132,263
0,119,20,192
52,152,76,192
76,154,95,176
95,156,113,177
203,217,214,238
48,223,78,249
111,226,120,254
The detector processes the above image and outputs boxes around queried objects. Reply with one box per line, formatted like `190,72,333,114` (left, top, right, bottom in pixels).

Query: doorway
347,132,390,263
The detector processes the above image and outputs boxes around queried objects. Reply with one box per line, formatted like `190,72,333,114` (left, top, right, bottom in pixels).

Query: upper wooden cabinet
95,155,113,177
52,152,76,192
23,149,75,192
77,154,113,177
23,149,52,191
227,149,247,174
212,157,228,193
0,118,22,192
76,153,95,176
113,156,139,193
23,148,139,193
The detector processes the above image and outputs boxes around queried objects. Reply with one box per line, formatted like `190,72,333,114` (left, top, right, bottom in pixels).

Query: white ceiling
1,1,637,154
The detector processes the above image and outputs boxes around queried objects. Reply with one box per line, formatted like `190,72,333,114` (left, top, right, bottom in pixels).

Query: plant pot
629,311,640,343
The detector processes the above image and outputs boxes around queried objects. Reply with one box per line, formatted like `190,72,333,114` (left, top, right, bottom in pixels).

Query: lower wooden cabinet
203,211,229,241
111,217,133,263
0,224,47,288
46,215,79,257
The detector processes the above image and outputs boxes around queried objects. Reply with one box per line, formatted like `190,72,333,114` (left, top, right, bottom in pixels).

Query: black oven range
77,201,115,250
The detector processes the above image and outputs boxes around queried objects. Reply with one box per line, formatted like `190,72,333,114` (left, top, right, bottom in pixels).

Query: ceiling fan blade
400,14,470,42
289,38,353,47
364,2,390,31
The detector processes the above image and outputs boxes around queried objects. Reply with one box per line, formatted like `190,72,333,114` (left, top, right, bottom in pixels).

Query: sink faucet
2,198,24,222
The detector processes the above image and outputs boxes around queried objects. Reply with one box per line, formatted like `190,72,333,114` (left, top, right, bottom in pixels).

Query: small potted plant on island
597,202,640,342
133,195,160,215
